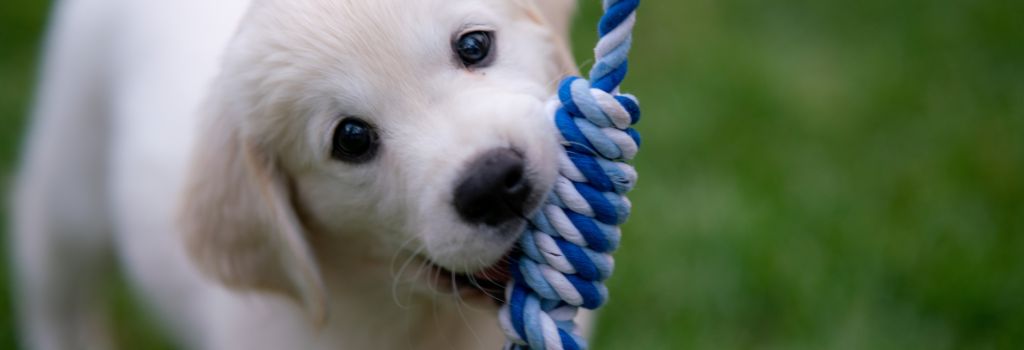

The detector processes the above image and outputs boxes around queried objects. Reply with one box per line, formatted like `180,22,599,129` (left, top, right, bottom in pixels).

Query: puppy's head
180,0,575,318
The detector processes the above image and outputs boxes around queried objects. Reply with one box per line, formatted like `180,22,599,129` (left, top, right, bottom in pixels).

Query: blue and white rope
499,0,641,349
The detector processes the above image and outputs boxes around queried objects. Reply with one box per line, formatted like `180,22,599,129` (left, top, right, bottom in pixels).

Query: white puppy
11,0,579,349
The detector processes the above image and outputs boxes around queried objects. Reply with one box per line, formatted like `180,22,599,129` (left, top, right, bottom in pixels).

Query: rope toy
499,0,641,348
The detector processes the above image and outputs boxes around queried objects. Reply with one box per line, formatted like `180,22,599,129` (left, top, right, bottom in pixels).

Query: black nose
453,148,532,226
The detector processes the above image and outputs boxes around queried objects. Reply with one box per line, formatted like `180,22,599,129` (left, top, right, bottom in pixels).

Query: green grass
3,0,1023,349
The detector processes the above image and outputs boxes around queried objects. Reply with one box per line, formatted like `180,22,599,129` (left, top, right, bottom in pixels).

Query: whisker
391,245,426,309
404,255,435,307
465,257,506,305
577,58,596,75
389,235,421,277
430,287,449,349
454,261,494,312
451,268,484,347
427,262,446,297
429,266,459,349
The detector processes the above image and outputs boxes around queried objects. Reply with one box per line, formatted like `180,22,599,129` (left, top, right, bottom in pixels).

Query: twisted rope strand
500,0,640,348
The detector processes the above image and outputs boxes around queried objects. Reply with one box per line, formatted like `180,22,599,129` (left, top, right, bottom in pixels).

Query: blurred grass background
1,0,49,348
2,0,1022,349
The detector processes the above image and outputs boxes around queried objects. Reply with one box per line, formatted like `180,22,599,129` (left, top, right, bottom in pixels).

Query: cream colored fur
12,0,581,349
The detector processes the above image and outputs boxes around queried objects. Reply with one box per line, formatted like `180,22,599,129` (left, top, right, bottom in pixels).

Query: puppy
11,0,579,349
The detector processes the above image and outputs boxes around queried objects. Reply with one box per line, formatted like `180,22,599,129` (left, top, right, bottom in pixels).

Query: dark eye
331,117,379,163
454,31,494,67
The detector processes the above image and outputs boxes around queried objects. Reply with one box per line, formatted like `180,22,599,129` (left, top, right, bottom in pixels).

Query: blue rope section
499,1,640,348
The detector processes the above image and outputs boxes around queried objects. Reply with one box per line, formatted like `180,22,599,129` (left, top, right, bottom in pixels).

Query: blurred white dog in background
11,0,579,348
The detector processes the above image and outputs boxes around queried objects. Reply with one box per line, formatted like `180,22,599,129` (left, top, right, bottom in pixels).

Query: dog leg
10,0,117,349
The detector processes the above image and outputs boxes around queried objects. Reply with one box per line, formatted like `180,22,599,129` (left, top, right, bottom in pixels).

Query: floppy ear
179,94,327,323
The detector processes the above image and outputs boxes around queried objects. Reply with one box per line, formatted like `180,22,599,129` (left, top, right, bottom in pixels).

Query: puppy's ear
516,0,579,75
179,96,327,323
528,0,576,42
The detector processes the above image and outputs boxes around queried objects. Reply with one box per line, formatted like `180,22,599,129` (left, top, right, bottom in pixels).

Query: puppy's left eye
331,117,379,163
454,31,494,67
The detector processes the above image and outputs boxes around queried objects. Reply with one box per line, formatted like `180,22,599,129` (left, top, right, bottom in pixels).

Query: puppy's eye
331,117,379,163
454,31,493,67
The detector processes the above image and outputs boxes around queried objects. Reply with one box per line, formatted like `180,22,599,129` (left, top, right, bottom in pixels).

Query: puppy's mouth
423,251,517,305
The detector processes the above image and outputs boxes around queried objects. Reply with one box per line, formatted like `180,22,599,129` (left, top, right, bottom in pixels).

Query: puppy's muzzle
453,148,533,227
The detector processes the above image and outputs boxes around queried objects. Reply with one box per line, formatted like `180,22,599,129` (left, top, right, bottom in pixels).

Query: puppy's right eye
454,31,494,68
331,117,379,163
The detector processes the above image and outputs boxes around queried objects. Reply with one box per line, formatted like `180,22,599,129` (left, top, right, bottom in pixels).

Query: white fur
11,0,583,349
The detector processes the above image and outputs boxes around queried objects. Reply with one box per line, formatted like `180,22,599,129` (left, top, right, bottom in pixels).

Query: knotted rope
499,1,641,349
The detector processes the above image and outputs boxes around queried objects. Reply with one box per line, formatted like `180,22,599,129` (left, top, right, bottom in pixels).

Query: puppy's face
187,0,572,304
